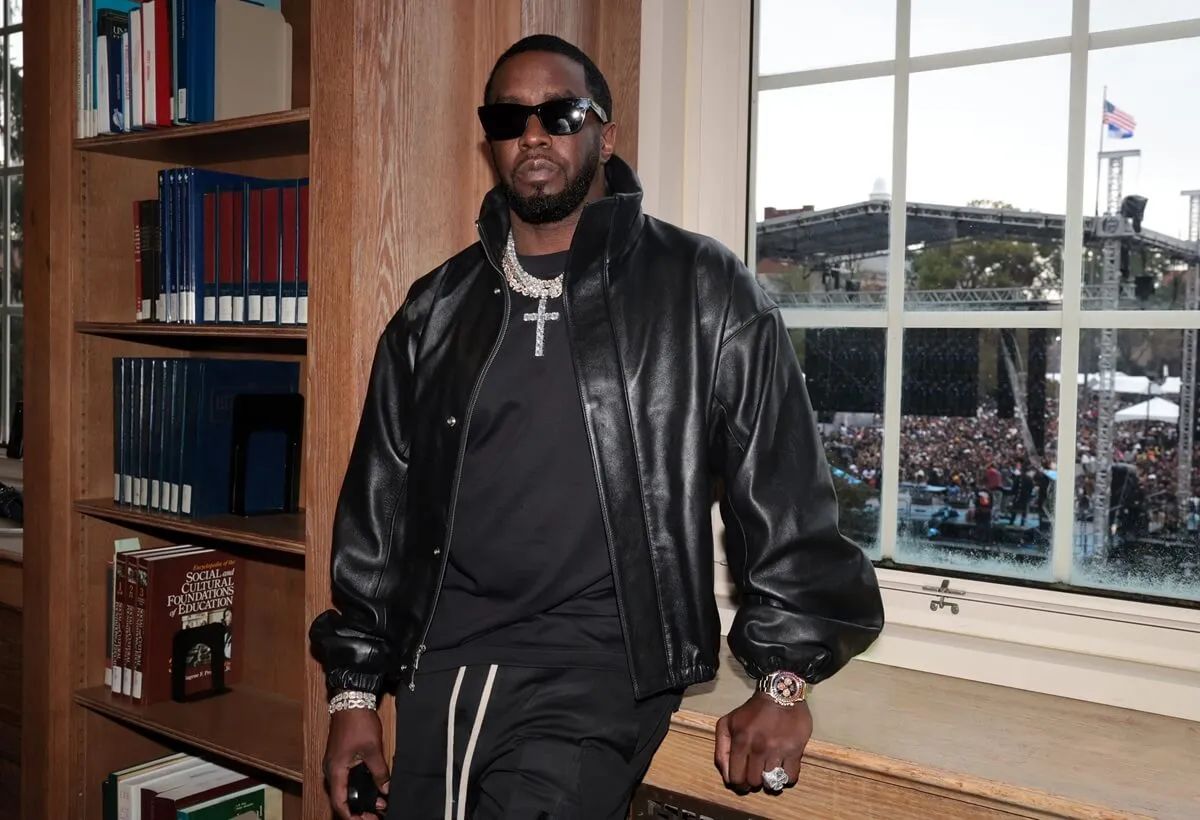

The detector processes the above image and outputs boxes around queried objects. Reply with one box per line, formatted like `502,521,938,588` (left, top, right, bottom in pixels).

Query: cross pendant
523,296,561,357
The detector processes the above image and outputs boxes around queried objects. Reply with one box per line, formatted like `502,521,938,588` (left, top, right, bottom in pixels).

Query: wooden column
22,0,81,816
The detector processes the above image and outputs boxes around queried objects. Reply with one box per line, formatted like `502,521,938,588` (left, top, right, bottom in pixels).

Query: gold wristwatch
756,670,809,706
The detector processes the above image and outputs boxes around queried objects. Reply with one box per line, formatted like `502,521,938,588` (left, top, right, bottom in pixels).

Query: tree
908,199,1063,297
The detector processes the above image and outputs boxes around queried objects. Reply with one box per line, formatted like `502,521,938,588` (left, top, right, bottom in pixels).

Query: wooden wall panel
23,0,82,816
522,0,585,45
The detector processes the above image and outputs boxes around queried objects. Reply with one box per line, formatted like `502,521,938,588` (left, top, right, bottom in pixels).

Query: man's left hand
714,693,813,792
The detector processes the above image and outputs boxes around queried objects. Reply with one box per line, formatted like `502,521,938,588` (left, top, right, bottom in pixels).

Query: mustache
515,153,562,172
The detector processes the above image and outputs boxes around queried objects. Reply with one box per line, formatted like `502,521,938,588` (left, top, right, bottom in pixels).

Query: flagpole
1094,85,1106,217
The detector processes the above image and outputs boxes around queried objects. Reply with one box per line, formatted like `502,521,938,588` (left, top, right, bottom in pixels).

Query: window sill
718,596,1200,725
678,646,1197,819
716,547,1200,722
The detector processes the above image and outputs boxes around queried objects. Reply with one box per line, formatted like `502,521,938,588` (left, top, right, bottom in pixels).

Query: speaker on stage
1027,328,1047,456
997,330,1015,419
802,328,886,414
902,329,980,417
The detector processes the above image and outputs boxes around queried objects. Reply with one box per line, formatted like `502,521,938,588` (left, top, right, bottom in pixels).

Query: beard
502,139,602,225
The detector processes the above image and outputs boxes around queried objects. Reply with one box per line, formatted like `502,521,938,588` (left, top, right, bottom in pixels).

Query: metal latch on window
922,578,965,614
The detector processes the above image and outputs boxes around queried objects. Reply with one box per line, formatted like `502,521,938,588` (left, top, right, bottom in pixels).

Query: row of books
106,541,245,706
103,750,280,819
133,169,309,326
113,357,301,518
81,0,293,138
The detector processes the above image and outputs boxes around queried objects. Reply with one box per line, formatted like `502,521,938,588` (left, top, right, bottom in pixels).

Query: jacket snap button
445,415,457,427
433,547,441,556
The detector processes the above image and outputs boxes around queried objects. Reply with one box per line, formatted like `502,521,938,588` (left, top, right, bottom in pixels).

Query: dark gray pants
386,664,681,820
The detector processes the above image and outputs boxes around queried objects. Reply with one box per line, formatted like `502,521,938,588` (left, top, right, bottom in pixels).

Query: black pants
386,664,681,820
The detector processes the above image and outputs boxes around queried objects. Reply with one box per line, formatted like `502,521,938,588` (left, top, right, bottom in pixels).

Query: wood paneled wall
303,3,641,816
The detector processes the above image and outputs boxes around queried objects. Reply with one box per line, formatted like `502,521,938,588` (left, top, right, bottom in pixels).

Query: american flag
1103,99,1136,139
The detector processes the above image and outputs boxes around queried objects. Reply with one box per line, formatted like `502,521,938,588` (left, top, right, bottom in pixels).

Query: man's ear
600,121,618,162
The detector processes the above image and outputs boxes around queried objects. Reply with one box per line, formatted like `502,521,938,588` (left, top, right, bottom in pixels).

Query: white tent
1114,397,1180,423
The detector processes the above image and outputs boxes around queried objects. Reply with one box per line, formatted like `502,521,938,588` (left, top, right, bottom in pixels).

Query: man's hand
324,709,390,820
714,693,813,793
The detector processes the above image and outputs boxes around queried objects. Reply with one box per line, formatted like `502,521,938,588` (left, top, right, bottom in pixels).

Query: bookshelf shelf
73,686,303,782
74,498,306,556
72,108,311,164
75,321,308,350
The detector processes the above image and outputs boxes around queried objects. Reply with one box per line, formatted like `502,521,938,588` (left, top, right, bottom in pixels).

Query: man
309,34,883,820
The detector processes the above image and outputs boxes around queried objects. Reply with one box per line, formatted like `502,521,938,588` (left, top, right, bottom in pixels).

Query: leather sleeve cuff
325,669,385,698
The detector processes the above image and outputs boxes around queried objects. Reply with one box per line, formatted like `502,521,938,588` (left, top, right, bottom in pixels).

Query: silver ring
762,765,789,791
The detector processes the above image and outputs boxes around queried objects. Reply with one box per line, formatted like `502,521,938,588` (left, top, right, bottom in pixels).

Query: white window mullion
745,0,761,265
1080,310,1200,330
878,0,911,563
1050,0,1092,582
1089,17,1200,51
780,309,888,330
901,310,1063,329
908,36,1072,74
758,60,899,91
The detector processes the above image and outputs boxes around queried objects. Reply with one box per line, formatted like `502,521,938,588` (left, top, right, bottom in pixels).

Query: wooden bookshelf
73,686,303,782
24,1,645,818
76,321,308,341
73,108,312,164
74,498,306,556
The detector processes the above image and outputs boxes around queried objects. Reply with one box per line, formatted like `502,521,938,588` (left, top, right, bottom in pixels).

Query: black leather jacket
308,156,883,700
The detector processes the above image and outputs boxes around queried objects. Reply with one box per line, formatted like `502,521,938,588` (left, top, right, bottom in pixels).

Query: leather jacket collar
475,154,647,276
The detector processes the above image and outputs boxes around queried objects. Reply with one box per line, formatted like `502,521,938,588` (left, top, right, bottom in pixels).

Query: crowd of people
820,393,1199,535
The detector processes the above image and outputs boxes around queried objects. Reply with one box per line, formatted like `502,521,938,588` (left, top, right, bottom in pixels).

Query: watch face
768,671,805,703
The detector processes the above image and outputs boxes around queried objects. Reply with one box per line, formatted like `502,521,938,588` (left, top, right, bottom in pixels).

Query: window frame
639,0,1200,721
0,7,22,446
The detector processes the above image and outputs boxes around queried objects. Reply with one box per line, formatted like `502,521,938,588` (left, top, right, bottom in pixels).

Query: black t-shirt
418,250,627,673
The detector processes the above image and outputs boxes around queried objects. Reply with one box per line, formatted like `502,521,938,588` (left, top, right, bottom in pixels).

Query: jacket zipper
560,253,638,697
408,225,511,691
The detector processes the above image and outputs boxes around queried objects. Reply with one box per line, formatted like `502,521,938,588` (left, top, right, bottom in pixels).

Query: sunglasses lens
478,99,592,140
537,99,588,136
478,104,530,141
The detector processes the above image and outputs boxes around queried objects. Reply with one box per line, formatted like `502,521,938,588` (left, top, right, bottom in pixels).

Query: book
140,546,245,704
111,356,301,518
101,752,280,820
132,170,308,326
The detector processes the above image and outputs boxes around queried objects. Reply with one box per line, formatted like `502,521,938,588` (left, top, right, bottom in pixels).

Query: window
641,0,1200,720
751,0,1200,608
0,1,19,446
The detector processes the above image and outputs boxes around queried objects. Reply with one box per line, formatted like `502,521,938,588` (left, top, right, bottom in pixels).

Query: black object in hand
347,761,383,816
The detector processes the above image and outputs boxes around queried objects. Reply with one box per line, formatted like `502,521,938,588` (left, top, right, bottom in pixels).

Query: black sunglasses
477,97,609,141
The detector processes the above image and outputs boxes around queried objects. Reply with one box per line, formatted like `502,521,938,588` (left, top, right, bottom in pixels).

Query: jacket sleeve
711,281,884,686
307,297,423,697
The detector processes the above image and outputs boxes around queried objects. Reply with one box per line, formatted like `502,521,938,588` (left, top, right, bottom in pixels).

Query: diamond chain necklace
501,231,564,300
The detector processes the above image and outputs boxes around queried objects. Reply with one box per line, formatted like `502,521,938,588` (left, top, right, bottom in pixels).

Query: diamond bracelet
328,690,377,714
